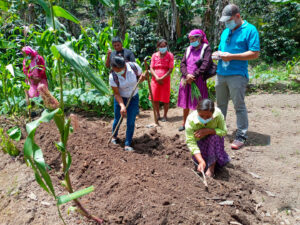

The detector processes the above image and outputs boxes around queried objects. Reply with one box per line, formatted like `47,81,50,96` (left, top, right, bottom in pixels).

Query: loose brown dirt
0,94,299,225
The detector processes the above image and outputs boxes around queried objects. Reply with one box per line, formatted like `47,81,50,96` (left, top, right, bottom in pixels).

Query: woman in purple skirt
185,99,230,177
178,29,213,131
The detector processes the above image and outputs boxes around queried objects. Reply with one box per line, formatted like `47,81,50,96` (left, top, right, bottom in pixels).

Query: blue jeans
112,94,139,146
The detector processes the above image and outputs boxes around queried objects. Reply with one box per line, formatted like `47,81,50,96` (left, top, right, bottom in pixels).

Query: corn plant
23,0,110,224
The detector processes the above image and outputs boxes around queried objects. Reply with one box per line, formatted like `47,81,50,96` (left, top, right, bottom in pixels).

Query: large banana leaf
54,43,110,95
53,5,80,24
34,0,66,30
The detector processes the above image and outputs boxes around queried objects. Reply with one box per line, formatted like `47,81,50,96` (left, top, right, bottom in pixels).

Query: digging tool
144,58,159,126
107,77,143,146
191,160,208,188
191,168,208,188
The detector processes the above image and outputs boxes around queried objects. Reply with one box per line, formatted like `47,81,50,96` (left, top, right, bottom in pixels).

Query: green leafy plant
190,82,201,102
0,128,20,156
7,126,22,141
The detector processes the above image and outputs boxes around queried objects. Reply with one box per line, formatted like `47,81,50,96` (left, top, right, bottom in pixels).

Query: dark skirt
193,134,230,168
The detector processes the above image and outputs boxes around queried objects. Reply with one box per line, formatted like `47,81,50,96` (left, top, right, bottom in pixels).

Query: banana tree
98,0,129,39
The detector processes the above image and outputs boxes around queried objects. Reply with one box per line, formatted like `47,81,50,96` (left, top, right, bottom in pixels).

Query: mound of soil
29,115,273,225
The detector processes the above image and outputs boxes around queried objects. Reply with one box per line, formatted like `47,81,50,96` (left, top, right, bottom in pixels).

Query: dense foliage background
0,0,299,117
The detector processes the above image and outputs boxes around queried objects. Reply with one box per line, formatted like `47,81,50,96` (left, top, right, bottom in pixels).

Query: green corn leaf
55,43,110,95
64,119,71,144
7,126,21,142
24,109,62,197
55,142,65,153
35,161,56,196
65,151,72,175
26,109,61,135
53,111,65,138
34,171,50,193
57,186,94,205
53,5,80,24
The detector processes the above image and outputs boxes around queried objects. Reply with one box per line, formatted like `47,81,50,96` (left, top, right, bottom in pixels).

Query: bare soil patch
1,94,299,225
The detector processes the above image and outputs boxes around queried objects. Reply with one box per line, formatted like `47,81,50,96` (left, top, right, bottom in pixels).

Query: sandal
124,146,134,152
161,117,167,122
178,126,185,132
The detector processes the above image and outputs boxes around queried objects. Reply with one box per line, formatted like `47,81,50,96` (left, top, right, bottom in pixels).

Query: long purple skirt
193,134,230,168
177,76,208,110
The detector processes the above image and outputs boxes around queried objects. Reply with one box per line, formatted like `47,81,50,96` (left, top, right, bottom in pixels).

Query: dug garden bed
2,114,274,225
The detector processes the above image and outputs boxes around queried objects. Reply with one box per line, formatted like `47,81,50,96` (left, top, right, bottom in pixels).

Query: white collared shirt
109,62,142,98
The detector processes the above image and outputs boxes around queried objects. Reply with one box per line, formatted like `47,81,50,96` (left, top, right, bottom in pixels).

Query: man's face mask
225,18,238,30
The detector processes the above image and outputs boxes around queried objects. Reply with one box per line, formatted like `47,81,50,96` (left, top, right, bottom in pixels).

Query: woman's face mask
26,55,31,60
190,40,200,47
198,115,212,124
159,47,167,54
115,69,125,76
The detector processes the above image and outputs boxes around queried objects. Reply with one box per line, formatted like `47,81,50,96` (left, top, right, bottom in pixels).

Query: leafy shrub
0,128,20,157
238,0,299,62
128,17,159,61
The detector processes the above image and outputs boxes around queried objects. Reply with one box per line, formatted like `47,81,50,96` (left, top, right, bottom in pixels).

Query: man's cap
219,4,240,22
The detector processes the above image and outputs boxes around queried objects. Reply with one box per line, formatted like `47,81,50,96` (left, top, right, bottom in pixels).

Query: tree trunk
203,0,229,49
25,3,37,24
117,6,127,40
157,9,170,40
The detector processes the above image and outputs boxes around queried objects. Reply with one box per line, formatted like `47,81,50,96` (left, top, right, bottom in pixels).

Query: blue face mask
225,19,237,30
115,69,125,77
26,56,31,60
190,40,200,47
159,47,167,54
198,115,212,124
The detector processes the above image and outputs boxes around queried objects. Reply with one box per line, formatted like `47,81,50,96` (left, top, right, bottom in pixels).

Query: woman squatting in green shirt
185,99,230,177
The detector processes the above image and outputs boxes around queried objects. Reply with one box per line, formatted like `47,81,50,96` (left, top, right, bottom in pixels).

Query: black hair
157,39,168,48
112,36,122,44
111,56,125,68
197,99,215,113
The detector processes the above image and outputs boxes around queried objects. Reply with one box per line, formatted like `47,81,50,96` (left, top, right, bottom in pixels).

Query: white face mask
115,69,125,77
198,115,213,124
225,19,237,30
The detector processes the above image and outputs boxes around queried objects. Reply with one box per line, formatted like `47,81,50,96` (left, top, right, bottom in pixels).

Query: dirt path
0,94,299,225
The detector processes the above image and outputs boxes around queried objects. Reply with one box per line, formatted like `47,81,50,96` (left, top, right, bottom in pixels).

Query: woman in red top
150,39,174,122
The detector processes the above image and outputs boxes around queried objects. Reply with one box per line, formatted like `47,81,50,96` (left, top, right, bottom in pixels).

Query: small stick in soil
144,58,159,126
